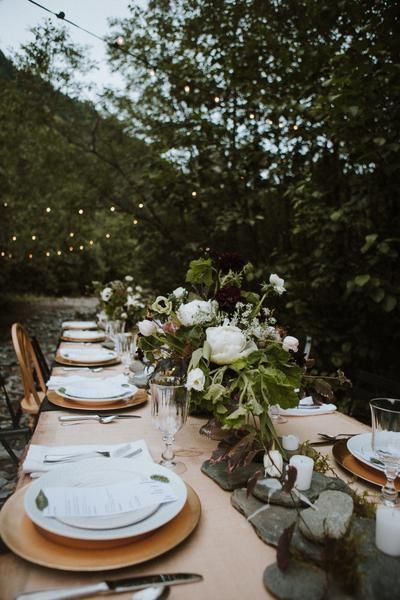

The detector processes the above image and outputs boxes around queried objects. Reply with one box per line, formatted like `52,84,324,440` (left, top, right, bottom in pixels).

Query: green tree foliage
1,2,399,380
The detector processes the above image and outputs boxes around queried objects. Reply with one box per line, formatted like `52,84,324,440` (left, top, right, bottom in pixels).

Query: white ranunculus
125,275,133,282
173,286,186,299
269,273,286,295
282,335,299,353
138,319,158,337
176,299,215,327
186,367,205,391
101,287,112,302
151,296,172,314
127,286,133,293
206,325,257,365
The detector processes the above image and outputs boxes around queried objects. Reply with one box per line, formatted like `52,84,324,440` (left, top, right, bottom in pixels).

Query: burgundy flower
216,286,242,313
217,252,246,274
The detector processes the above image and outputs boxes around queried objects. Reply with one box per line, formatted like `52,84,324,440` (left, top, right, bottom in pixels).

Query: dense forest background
1,0,399,388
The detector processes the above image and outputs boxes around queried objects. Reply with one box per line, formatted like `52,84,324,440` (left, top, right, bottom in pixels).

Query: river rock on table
253,471,351,508
299,490,354,542
201,459,262,491
264,560,327,600
231,488,297,546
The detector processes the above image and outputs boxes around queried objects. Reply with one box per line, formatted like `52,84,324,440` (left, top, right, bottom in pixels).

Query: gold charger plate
60,335,105,343
55,353,120,367
332,439,400,490
47,389,148,411
0,484,201,571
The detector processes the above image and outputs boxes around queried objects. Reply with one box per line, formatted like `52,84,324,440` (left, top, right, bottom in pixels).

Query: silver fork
44,445,141,463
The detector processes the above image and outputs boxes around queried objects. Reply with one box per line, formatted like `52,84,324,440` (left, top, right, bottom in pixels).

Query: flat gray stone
263,560,327,600
253,471,351,508
299,491,354,542
231,488,297,546
201,460,262,491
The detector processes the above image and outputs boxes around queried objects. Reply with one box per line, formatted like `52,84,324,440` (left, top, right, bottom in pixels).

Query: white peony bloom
206,325,257,365
176,299,215,327
185,367,205,391
127,286,133,293
151,296,172,314
125,275,134,282
173,286,186,299
282,335,299,353
138,319,158,337
269,273,286,295
101,287,112,302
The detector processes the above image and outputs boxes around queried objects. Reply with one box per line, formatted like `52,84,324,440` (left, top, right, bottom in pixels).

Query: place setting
61,320,99,331
0,439,201,571
55,346,121,367
61,329,106,343
46,374,148,411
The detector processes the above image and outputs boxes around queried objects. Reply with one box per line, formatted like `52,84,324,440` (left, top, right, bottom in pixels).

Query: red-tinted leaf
246,469,263,497
283,465,297,494
314,378,334,400
277,522,295,571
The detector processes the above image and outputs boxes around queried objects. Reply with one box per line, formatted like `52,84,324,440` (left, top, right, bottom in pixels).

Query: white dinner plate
62,321,98,330
24,458,187,541
55,470,159,530
347,433,384,472
56,380,137,402
63,330,105,341
60,348,118,364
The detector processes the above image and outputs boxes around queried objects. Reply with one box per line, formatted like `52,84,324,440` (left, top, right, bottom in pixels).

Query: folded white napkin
47,375,90,390
280,403,337,417
23,439,153,475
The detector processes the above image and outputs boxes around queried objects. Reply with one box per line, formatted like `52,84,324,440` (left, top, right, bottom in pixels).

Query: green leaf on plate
150,474,170,483
35,490,49,511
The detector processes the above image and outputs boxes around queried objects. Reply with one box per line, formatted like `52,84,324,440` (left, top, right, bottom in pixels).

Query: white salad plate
62,321,98,330
56,380,137,403
24,458,187,541
59,348,118,364
63,330,105,341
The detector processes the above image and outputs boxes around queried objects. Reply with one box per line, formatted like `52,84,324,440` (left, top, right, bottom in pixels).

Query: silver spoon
59,415,117,424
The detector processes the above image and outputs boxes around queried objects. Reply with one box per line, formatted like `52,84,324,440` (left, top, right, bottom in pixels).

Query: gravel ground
0,296,97,508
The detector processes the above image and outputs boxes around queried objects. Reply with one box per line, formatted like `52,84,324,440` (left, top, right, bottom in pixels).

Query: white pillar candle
376,505,400,556
282,434,299,451
289,455,314,490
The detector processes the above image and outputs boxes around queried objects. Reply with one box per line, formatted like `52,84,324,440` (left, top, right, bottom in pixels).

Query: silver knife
58,415,141,422
15,573,202,600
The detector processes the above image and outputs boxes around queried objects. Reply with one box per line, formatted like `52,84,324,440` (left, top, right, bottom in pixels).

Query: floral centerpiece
93,276,147,330
138,252,305,461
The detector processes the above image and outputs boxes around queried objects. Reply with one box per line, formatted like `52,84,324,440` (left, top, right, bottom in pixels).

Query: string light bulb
133,219,138,225
138,203,144,209
115,35,125,46
293,124,299,130
32,235,37,240
184,85,190,93
110,206,115,212
214,96,220,103
28,253,33,259
78,209,84,215
69,246,74,251
79,245,84,251
70,232,74,237
12,235,17,241
105,233,111,239
249,113,255,120
89,240,94,245
1,251,5,257
57,250,62,255
46,207,51,213
46,251,50,257
192,191,197,197
3,202,8,207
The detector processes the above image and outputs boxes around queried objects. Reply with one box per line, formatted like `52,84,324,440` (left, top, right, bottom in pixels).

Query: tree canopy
1,0,399,378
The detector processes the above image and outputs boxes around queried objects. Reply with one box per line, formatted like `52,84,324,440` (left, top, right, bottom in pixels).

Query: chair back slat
11,323,47,413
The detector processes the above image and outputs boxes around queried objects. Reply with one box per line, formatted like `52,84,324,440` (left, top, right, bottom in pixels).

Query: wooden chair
11,323,47,415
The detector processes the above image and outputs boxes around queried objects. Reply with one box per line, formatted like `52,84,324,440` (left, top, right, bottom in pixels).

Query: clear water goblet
370,397,400,506
150,381,189,474
116,332,136,376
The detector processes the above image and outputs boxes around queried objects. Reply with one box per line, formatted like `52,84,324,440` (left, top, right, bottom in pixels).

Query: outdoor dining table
0,340,373,600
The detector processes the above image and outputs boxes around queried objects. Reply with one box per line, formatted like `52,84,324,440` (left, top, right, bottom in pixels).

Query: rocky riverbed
0,296,97,508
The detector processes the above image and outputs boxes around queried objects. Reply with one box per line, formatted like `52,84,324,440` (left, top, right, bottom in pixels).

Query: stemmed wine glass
150,377,189,475
370,397,400,506
116,332,137,376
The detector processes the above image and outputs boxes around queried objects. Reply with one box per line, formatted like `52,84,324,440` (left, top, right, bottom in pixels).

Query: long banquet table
0,341,373,600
